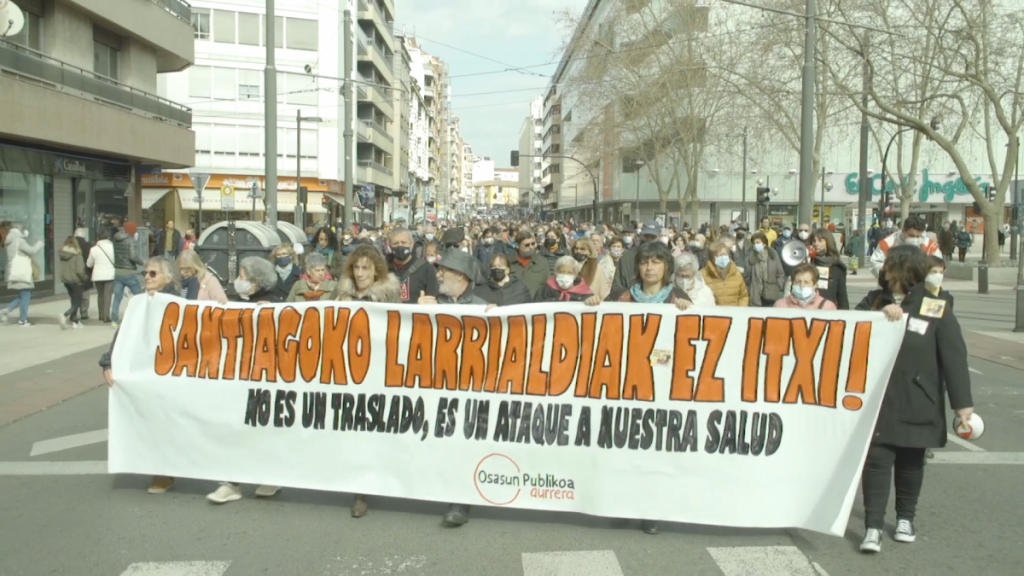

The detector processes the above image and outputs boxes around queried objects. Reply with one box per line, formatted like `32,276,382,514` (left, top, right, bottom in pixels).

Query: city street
1,282,1023,575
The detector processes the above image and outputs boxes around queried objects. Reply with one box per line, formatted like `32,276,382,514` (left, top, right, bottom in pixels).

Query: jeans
5,289,30,323
861,444,926,529
111,273,142,323
63,283,85,323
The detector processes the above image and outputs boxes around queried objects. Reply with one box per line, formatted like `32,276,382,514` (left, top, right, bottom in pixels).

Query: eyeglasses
144,270,160,278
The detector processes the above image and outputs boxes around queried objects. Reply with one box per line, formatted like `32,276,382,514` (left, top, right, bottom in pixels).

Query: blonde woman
570,237,610,300
269,243,303,301
99,257,180,494
177,250,228,304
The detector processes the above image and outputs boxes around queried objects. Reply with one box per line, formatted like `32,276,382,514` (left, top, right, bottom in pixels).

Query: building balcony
358,159,393,186
357,0,395,48
66,0,193,72
356,42,393,84
357,119,394,146
358,79,394,119
0,39,193,167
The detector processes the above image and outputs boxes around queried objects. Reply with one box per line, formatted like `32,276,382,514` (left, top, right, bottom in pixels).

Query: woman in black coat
809,228,849,309
855,245,974,554
474,253,531,306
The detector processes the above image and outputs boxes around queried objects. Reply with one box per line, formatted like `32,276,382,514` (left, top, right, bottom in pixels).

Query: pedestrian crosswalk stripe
119,561,230,576
522,551,624,576
707,546,821,576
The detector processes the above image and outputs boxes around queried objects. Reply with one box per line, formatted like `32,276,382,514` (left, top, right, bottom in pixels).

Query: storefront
141,173,342,233
0,140,132,298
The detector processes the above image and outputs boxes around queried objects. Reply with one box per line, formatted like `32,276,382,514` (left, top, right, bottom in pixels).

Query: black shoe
443,504,470,527
641,520,659,535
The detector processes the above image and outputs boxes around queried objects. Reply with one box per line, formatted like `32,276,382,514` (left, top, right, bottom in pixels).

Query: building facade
1,0,195,298
518,96,544,215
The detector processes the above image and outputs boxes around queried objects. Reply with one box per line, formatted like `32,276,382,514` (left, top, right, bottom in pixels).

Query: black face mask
490,268,507,282
544,238,558,248
392,246,412,261
573,252,588,262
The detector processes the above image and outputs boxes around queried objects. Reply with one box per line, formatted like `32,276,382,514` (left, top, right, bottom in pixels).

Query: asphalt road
1,281,1021,575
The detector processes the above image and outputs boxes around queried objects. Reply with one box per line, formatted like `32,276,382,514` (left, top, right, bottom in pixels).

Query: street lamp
296,112,323,227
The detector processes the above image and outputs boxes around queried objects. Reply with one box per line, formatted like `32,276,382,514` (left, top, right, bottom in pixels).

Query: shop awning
177,189,265,212
142,188,173,210
276,191,327,215
324,193,346,206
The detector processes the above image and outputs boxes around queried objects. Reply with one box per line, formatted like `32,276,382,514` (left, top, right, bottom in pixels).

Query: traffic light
321,194,329,207
297,186,308,205
510,150,520,167
756,186,770,206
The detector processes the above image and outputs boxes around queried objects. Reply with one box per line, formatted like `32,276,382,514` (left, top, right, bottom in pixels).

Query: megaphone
781,240,809,267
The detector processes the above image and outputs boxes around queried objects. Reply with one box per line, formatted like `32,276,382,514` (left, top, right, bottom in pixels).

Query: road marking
522,551,624,576
707,546,820,576
969,367,983,375
30,429,108,457
931,452,1024,465
0,461,107,475
120,561,230,576
946,433,986,452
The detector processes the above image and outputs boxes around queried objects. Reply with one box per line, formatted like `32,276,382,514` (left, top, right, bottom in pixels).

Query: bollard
978,259,989,295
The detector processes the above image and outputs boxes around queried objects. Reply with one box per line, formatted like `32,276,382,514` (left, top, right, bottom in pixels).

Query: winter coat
612,285,692,305
702,262,750,306
334,273,401,303
234,285,282,304
75,236,94,289
306,245,346,279
938,230,955,254
812,255,850,310
955,229,972,249
58,245,88,285
542,246,567,275
152,228,184,258
87,240,117,282
270,264,303,302
856,284,972,448
509,253,550,298
773,293,837,310
195,272,229,303
745,248,786,306
474,276,532,306
287,276,339,302
112,231,144,272
612,246,640,292
389,255,440,303
4,229,43,290
438,288,489,305
534,277,593,303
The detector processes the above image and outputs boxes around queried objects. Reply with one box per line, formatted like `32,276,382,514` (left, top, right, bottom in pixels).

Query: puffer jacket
58,245,88,285
702,262,750,306
112,231,144,271
4,229,43,290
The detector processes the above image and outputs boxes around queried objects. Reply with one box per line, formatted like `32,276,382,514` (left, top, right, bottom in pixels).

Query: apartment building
518,96,544,214
0,0,194,298
153,0,397,229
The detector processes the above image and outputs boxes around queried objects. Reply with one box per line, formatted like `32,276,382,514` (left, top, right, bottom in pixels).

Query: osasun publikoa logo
473,453,576,505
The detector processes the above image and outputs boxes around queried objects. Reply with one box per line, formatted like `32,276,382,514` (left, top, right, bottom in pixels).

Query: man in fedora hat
417,249,488,307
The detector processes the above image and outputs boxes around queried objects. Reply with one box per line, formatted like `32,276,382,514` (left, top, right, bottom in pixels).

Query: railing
357,120,372,141
0,39,192,127
370,120,393,143
357,0,394,35
358,159,393,177
149,0,192,25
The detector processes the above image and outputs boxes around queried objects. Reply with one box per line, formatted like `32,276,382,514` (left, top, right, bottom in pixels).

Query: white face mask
925,272,943,287
905,235,924,247
555,274,575,289
798,230,810,241
675,275,695,292
233,278,253,296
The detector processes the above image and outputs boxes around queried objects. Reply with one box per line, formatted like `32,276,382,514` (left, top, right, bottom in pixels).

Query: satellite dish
0,0,26,38
781,240,809,267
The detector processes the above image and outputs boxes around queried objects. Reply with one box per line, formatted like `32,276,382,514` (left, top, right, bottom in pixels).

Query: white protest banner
108,294,904,536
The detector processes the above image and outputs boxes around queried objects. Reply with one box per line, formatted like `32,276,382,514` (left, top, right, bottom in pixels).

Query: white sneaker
254,485,281,498
860,528,882,553
73,322,84,330
58,314,68,330
17,321,32,328
110,322,118,329
1,309,8,325
206,482,243,504
894,518,916,543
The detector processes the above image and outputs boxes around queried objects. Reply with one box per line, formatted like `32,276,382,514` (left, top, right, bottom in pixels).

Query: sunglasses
144,270,160,278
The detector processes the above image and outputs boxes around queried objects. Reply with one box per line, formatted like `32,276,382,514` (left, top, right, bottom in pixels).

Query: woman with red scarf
533,255,593,302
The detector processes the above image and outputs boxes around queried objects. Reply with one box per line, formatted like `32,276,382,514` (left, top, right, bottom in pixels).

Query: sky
395,0,589,165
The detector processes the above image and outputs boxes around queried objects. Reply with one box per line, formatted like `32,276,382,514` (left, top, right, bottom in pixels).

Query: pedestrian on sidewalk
86,230,116,323
73,228,94,321
954,224,972,263
2,227,44,327
110,222,145,329
57,236,89,330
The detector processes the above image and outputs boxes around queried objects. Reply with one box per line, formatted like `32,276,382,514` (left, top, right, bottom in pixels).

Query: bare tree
825,0,1023,264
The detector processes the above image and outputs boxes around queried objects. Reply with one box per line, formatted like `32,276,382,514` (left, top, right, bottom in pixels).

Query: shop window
0,171,50,287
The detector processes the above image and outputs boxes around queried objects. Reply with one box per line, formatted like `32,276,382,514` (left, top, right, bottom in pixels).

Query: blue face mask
753,243,765,253
714,255,731,268
792,285,815,301
275,256,292,267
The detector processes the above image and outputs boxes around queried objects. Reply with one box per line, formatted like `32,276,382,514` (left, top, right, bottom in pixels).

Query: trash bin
274,221,308,247
195,221,281,292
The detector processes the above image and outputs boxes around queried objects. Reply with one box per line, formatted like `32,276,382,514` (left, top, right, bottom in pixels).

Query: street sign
220,185,235,211
248,182,261,199
191,172,211,197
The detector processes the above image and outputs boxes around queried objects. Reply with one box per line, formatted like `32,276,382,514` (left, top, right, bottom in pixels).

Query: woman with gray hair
533,254,594,302
232,256,281,303
673,252,717,307
287,252,338,302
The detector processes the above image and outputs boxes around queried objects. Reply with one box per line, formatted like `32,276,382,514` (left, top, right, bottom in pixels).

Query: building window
189,66,211,98
6,11,42,51
212,67,236,100
237,12,260,46
93,41,119,80
239,84,260,100
192,9,210,40
285,18,318,51
213,10,235,43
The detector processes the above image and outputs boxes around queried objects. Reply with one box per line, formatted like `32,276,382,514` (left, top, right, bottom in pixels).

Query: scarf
276,264,293,281
629,283,673,304
755,250,768,282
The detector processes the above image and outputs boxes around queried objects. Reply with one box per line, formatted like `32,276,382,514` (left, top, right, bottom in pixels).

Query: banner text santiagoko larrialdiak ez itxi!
108,294,905,536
